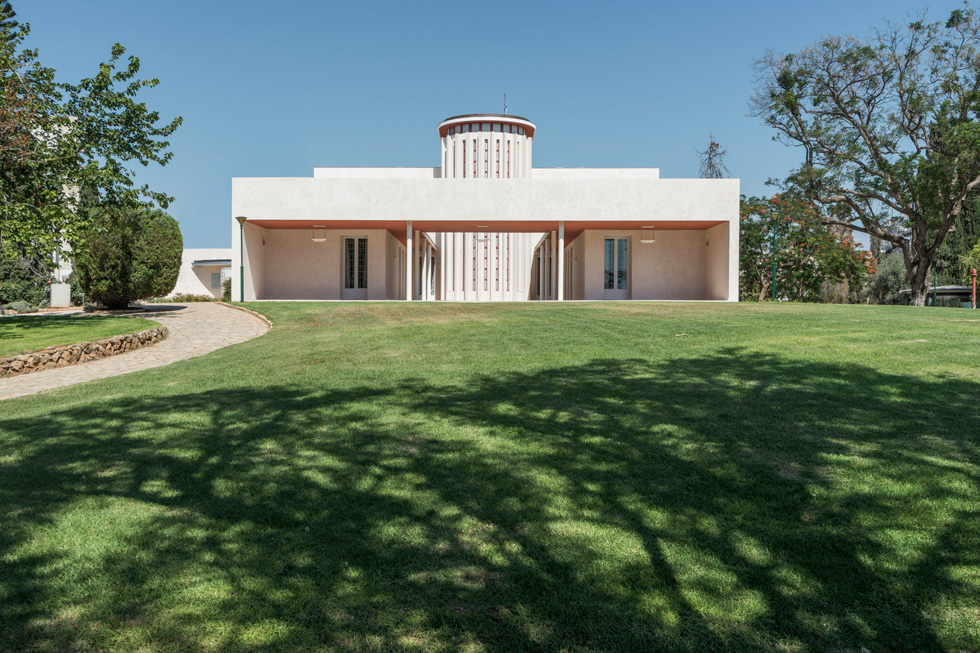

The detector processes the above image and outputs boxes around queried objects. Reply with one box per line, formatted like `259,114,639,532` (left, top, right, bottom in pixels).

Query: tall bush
0,249,51,305
75,205,182,309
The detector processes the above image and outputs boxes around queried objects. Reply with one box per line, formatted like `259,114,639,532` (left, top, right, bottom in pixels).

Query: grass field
0,315,160,357
1,302,978,651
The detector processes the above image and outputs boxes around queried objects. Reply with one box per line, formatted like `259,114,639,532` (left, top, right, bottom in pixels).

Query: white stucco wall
314,167,440,179
170,248,232,298
704,223,731,301
232,178,738,224
242,222,266,301
580,230,709,300
251,229,398,300
565,233,586,301
532,168,660,180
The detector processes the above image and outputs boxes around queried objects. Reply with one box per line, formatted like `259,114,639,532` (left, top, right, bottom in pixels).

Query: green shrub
146,294,214,303
75,205,183,310
222,277,231,302
0,251,52,306
2,300,38,313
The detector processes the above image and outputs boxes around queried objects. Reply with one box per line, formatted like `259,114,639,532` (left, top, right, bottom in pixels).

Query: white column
558,222,565,301
550,230,557,301
414,229,420,300
439,234,446,301
423,240,430,301
406,222,413,301
539,242,545,300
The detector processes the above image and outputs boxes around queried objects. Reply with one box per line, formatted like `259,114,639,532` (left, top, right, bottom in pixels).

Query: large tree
0,6,180,258
751,4,980,305
740,194,873,302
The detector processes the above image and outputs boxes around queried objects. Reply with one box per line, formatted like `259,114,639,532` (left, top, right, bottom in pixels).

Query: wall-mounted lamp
705,233,710,247
640,226,656,243
312,225,327,243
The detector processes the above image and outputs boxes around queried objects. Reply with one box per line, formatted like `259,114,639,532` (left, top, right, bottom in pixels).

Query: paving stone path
0,303,269,401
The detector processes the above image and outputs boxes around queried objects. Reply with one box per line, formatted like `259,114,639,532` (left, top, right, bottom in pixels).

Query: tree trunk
901,242,933,306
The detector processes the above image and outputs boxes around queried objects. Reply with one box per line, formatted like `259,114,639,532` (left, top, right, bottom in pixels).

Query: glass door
343,237,368,299
604,237,629,299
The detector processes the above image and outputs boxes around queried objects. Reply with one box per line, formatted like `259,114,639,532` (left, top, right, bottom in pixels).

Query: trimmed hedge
75,206,182,310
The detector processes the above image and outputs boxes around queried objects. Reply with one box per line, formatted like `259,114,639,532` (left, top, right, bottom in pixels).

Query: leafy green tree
740,194,873,302
868,250,908,304
961,240,980,282
751,4,980,305
0,2,18,44
0,5,180,258
74,205,182,309
0,247,50,305
934,198,980,284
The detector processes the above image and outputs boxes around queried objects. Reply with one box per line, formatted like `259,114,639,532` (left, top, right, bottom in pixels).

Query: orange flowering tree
740,194,875,301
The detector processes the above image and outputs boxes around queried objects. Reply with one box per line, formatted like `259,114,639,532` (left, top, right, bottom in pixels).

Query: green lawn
0,315,160,357
1,302,979,651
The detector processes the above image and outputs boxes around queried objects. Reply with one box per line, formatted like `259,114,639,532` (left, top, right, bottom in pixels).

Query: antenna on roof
504,90,507,115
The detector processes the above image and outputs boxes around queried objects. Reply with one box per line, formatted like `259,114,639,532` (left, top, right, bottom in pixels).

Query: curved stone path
0,303,269,401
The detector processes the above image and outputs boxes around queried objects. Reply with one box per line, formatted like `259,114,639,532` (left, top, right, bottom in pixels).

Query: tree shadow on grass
0,350,978,651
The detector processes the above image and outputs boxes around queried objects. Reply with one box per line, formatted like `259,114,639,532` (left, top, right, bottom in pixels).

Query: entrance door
343,237,368,299
603,237,629,299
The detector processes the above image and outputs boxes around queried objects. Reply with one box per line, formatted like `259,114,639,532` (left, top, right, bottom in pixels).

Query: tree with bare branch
751,4,980,305
698,133,730,179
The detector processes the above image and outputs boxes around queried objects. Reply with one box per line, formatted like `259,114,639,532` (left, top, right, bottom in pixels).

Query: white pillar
406,222,413,301
541,242,546,300
414,229,420,300
439,234,446,301
426,240,433,301
558,222,565,301
550,230,558,301
422,240,429,300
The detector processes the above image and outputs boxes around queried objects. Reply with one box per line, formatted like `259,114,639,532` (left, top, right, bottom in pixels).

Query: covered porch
233,218,736,302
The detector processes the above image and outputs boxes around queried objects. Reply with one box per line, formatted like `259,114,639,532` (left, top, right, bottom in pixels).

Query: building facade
169,249,232,299
231,114,739,302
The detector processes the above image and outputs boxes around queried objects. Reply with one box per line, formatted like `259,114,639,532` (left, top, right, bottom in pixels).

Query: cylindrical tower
437,114,535,179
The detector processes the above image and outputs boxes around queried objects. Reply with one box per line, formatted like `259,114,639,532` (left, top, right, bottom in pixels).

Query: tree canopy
74,204,182,309
740,194,873,302
751,3,980,305
0,5,180,259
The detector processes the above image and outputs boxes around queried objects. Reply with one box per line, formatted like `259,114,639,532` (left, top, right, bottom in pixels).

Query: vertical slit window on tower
495,234,499,290
472,235,477,291
506,234,510,291
507,141,510,178
473,143,477,179
496,141,500,177
463,141,467,178
484,139,488,175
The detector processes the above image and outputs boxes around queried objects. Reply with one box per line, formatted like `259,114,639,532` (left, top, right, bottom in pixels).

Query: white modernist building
168,249,233,299
231,114,739,302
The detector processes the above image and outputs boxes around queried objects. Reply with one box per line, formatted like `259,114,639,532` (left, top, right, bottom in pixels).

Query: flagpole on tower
504,90,507,115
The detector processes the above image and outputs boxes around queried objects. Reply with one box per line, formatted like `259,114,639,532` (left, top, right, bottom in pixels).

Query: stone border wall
0,327,169,378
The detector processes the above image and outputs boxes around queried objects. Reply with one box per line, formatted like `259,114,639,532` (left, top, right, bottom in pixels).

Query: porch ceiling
246,219,726,246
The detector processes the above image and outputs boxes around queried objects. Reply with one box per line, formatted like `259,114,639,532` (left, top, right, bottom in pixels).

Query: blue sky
21,0,972,247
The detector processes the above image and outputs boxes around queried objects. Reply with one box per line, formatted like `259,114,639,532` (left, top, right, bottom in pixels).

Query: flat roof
192,259,231,267
437,114,536,138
